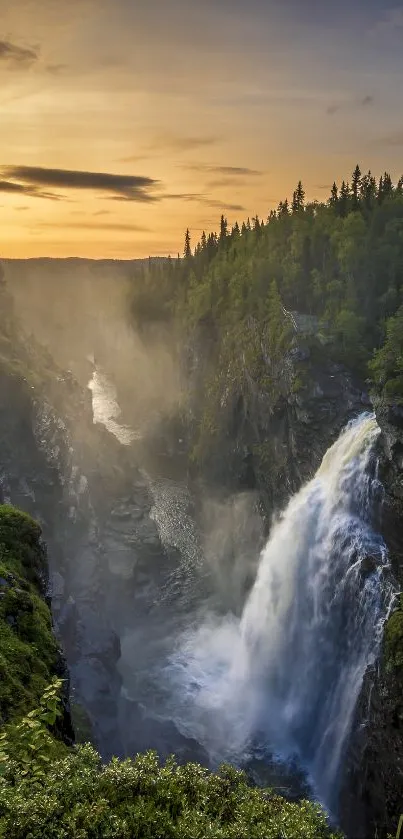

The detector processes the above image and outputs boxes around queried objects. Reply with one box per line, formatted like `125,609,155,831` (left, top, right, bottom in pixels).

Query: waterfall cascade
87,369,393,817
166,414,392,813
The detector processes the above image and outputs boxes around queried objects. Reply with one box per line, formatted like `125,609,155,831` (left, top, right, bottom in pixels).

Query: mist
2,255,268,767
3,258,182,435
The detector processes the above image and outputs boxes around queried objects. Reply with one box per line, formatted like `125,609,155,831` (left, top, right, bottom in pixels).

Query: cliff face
182,329,402,838
0,504,74,744
183,328,370,518
0,280,166,757
338,402,403,839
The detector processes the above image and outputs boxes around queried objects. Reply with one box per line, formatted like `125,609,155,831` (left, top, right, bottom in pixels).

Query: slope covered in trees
130,165,403,414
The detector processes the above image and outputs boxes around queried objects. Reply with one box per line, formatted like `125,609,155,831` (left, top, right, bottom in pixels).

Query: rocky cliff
179,324,403,838
338,401,403,838
0,279,167,759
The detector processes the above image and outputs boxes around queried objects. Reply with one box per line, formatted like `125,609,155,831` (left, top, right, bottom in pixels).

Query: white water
164,414,391,812
88,369,141,445
87,369,391,813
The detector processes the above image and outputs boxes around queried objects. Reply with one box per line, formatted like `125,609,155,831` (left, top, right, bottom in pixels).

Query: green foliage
0,506,60,725
0,683,340,839
70,702,94,745
385,595,403,671
128,165,403,433
0,677,67,785
370,305,403,403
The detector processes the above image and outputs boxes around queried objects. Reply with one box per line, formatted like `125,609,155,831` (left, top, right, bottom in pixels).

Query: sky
1,0,403,258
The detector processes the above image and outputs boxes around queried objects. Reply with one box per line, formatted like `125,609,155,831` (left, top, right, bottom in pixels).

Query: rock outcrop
338,400,403,838
0,326,165,758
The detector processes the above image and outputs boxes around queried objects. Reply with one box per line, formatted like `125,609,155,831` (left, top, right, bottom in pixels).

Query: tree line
130,164,403,415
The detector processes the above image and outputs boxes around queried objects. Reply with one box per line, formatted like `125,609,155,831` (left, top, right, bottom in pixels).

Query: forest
130,164,403,437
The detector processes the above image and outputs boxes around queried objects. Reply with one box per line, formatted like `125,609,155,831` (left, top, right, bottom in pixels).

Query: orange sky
1,0,403,258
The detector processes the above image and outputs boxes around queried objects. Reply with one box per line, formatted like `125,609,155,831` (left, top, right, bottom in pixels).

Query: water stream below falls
89,369,393,818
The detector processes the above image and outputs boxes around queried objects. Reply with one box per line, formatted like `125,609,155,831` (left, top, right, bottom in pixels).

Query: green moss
0,505,59,725
384,595,403,672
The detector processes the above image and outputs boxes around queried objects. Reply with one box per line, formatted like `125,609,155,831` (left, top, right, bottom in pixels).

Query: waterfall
166,414,391,814
88,368,141,445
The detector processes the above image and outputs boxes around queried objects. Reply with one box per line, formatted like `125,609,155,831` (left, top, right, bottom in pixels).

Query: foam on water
163,415,392,812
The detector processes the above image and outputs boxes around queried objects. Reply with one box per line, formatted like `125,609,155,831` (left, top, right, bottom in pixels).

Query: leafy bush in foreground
0,682,341,839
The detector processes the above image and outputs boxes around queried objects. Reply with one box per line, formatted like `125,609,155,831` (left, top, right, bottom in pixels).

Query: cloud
118,154,148,163
326,93,374,115
0,180,29,194
204,199,246,212
373,131,403,148
0,40,38,68
38,221,149,232
93,210,111,216
184,164,261,176
45,63,68,75
2,165,160,202
15,205,30,211
164,192,246,211
0,178,64,201
150,134,219,153
206,178,243,189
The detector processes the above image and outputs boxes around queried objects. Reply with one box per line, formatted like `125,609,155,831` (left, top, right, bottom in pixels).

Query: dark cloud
184,164,261,176
3,165,160,202
45,63,68,75
0,178,63,201
0,180,29,194
165,192,245,211
150,134,219,153
205,199,246,211
0,40,38,67
326,93,374,115
206,178,242,188
38,221,149,232
165,192,204,201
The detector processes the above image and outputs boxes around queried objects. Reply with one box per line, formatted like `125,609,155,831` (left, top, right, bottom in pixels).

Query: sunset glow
1,0,403,258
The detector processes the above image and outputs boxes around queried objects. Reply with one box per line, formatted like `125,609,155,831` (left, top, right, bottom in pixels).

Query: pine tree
382,171,393,198
200,230,207,249
278,199,289,217
360,170,376,210
397,176,403,194
292,181,305,213
351,164,361,208
241,221,247,235
219,214,228,244
184,228,191,259
330,182,338,205
339,181,350,217
232,221,240,238
253,215,261,236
